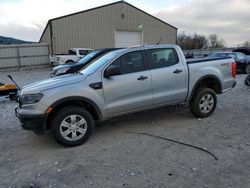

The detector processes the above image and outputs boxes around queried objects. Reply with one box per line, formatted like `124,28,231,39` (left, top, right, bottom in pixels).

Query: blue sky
0,0,249,47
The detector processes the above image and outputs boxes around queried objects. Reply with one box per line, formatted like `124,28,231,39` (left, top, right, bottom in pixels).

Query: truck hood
52,64,70,71
21,73,86,94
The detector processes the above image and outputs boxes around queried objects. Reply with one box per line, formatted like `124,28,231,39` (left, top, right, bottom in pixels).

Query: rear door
102,50,153,114
147,48,188,105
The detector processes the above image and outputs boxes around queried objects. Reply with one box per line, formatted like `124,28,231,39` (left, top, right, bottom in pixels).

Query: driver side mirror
104,65,121,78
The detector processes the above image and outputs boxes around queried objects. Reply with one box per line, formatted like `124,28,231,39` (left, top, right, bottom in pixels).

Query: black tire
51,106,94,147
245,65,250,74
245,74,250,86
189,87,217,118
9,94,16,101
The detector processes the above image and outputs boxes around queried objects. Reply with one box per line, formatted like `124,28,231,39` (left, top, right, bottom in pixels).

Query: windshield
209,53,229,57
76,50,100,65
209,52,238,59
80,50,123,75
235,52,245,60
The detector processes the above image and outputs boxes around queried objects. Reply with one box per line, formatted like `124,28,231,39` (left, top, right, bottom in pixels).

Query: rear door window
147,48,179,69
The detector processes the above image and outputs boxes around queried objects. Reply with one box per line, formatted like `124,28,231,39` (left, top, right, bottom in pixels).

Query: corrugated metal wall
0,44,49,69
40,2,177,54
40,26,51,51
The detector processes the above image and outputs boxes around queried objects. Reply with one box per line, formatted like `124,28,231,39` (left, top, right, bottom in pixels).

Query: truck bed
186,56,235,101
186,57,231,64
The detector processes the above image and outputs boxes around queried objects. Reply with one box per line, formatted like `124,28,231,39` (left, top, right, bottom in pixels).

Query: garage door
115,31,142,47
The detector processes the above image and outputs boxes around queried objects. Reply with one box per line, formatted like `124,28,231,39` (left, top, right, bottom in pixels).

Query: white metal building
39,1,177,54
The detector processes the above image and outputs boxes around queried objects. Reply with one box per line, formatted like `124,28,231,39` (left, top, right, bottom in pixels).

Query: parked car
232,47,250,55
16,44,236,146
185,52,194,59
50,48,121,77
208,52,250,73
49,48,93,65
232,47,250,73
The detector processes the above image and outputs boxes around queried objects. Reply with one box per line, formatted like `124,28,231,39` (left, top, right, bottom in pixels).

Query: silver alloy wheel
199,94,214,113
60,114,87,141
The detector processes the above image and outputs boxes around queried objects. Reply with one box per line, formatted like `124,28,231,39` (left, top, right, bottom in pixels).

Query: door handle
173,69,183,74
137,76,148,81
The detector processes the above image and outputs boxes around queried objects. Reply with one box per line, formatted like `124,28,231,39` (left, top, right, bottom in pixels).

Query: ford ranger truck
16,45,237,146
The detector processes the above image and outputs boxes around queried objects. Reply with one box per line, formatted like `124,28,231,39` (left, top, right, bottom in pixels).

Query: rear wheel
189,88,217,118
245,64,250,74
51,106,94,147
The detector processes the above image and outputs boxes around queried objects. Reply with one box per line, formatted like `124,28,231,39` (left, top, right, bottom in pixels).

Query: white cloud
0,0,116,41
155,0,250,47
0,0,249,46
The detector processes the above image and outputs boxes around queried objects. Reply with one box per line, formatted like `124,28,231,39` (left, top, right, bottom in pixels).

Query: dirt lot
0,67,250,188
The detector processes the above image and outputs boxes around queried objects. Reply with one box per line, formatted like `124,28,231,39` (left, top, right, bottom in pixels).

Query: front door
102,51,153,114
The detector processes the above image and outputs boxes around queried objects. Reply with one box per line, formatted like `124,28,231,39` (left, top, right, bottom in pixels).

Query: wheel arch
45,96,102,130
64,59,75,64
189,75,222,101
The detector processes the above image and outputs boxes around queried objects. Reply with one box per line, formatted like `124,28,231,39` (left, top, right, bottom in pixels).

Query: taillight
231,62,236,79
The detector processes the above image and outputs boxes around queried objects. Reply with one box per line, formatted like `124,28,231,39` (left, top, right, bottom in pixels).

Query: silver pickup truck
16,45,236,146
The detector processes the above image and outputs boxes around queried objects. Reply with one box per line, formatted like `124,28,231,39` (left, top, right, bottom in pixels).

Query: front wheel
189,88,217,118
51,106,94,147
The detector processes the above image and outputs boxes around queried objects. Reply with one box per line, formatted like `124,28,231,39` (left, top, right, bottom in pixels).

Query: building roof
39,1,177,42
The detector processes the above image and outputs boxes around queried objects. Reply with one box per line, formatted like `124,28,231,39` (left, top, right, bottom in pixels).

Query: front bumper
15,107,46,131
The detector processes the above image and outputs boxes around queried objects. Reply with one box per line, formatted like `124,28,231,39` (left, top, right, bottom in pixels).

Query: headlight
55,67,70,75
19,93,43,105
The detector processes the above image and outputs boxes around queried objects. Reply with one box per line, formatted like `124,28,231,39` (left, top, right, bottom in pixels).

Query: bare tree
177,32,208,50
178,32,226,50
208,34,225,48
193,33,208,49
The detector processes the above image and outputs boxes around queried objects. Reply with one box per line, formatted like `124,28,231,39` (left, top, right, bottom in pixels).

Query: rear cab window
79,50,90,56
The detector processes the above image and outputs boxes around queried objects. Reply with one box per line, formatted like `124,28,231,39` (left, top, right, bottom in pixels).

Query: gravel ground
0,67,250,188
